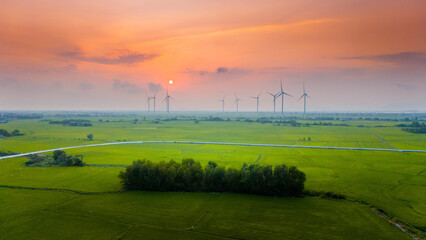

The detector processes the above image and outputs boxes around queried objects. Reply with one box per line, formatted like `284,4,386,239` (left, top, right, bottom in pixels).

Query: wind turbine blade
280,80,283,92
307,95,311,99
267,91,275,96
258,90,263,97
283,92,293,97
298,95,304,101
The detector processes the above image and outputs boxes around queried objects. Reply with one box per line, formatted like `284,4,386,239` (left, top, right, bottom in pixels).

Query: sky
0,0,425,112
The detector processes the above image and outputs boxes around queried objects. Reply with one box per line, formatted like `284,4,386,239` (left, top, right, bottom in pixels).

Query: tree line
49,119,93,127
119,159,306,197
0,129,22,137
397,121,426,134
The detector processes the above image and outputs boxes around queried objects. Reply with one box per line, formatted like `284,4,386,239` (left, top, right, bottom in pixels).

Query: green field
0,115,425,239
0,188,410,239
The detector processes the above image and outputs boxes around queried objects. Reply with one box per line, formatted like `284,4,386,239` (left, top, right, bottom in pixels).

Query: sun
169,80,173,85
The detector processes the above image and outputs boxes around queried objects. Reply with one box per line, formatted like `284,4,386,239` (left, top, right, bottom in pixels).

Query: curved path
0,141,425,160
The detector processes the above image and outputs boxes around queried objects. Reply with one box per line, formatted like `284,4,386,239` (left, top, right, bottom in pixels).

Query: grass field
0,115,425,239
0,188,410,239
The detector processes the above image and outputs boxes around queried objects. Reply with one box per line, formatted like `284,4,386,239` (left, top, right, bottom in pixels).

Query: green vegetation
0,150,18,156
119,159,305,196
0,112,424,239
0,188,410,240
52,150,85,166
398,121,426,134
87,133,94,140
0,129,22,137
24,150,85,167
49,119,93,127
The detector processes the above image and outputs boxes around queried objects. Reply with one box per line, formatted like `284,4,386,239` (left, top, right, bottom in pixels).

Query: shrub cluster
304,190,346,200
0,150,18,156
49,119,92,127
119,159,306,197
0,129,22,137
25,151,85,167
53,150,85,166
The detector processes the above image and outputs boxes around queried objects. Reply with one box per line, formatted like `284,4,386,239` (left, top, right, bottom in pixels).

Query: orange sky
0,0,425,111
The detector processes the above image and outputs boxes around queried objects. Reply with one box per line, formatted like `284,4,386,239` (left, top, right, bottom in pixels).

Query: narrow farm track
1,140,426,160
375,135,398,150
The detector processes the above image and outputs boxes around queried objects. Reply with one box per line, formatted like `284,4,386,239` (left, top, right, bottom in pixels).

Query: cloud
59,49,159,65
79,81,92,91
148,82,163,92
216,67,228,74
340,52,426,65
0,77,21,87
396,82,417,91
112,79,142,94
52,81,62,89
183,66,249,76
62,64,77,71
182,68,209,76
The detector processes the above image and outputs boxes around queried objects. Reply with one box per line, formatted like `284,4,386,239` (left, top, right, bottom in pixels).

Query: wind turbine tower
251,91,262,113
235,96,241,113
146,95,151,112
298,83,311,116
163,90,173,114
152,90,158,112
277,80,292,116
268,91,279,113
218,97,225,112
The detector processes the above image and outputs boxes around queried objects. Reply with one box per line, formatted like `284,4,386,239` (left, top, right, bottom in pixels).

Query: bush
119,159,306,197
52,150,85,166
0,129,22,137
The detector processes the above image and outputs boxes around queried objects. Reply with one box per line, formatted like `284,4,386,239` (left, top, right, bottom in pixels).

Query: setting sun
169,80,174,85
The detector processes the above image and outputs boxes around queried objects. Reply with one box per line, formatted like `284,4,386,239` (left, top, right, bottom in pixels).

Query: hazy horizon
1,0,425,112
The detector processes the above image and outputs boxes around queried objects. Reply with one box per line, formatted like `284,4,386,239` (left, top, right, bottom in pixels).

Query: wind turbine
234,95,241,113
251,91,262,113
298,83,311,116
218,96,225,112
276,80,292,116
151,90,158,112
146,95,151,112
267,91,280,113
163,90,173,114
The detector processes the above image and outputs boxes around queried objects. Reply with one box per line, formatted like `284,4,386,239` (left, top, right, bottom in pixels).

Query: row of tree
398,121,426,134
49,119,92,127
119,159,306,197
0,129,21,137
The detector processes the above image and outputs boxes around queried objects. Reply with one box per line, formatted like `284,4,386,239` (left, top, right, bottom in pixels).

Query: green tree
87,133,94,140
53,150,66,165
224,168,241,192
204,161,225,192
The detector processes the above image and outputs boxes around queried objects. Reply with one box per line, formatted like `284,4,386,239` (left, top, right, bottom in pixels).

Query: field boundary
0,185,124,195
1,140,426,161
